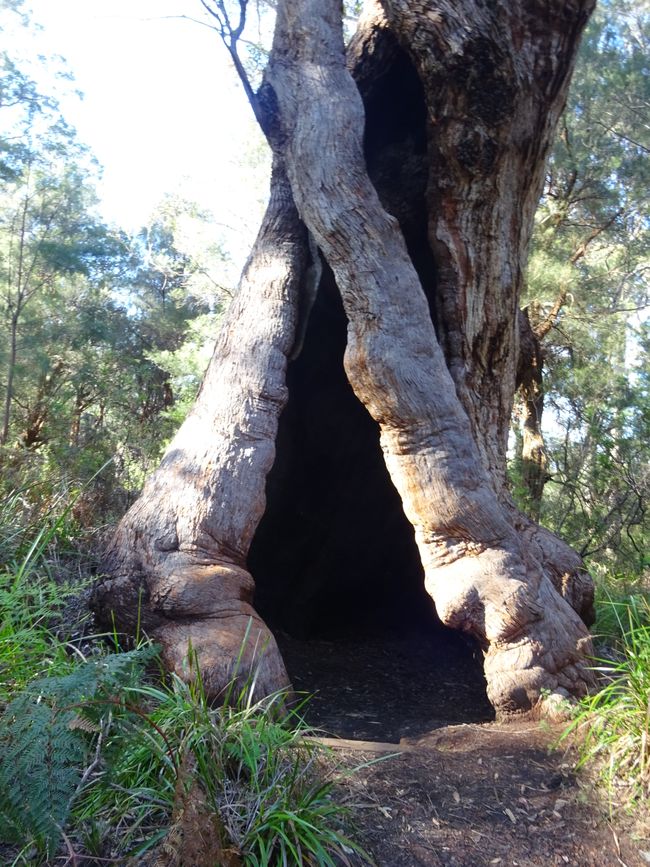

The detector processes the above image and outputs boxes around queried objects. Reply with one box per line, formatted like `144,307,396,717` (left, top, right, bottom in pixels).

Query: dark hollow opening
249,268,494,741
249,41,494,741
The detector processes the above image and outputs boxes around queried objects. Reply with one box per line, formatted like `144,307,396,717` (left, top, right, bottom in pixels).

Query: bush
0,636,370,865
562,596,650,807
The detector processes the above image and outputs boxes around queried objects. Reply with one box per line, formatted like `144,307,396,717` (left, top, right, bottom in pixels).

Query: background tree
512,0,650,578
0,7,233,516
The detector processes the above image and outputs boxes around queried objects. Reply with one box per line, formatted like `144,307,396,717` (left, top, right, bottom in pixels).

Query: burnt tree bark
95,0,597,717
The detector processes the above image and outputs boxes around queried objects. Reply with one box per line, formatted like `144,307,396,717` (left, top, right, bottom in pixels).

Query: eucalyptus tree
0,145,113,447
513,0,650,570
96,0,599,718
0,0,110,450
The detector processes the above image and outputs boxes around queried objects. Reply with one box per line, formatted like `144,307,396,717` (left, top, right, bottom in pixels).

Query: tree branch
198,0,265,131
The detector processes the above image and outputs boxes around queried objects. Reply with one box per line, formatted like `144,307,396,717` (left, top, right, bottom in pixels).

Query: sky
9,0,271,265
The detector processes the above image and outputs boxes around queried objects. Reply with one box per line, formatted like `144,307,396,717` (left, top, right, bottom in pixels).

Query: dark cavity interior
248,43,494,740
248,269,493,738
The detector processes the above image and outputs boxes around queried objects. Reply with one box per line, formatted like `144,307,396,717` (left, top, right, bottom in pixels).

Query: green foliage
0,646,157,856
0,485,91,703
513,0,650,577
592,580,650,648
76,653,369,865
562,596,650,807
0,4,233,513
0,634,368,864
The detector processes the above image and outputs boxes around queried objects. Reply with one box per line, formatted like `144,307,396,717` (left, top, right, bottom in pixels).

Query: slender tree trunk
68,385,91,447
0,311,18,447
515,310,548,520
98,0,597,717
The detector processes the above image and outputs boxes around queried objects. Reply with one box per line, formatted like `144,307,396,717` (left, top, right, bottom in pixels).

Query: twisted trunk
95,158,305,698
95,0,596,717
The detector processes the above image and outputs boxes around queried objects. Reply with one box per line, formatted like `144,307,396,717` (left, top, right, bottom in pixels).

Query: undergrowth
562,593,650,809
0,644,370,865
0,489,369,866
0,646,158,858
0,485,98,704
73,659,369,865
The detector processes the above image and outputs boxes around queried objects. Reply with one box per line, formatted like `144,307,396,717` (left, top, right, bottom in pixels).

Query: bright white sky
13,0,271,264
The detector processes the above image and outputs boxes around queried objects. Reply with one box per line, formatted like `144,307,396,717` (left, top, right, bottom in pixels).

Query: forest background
0,0,648,862
1,0,647,586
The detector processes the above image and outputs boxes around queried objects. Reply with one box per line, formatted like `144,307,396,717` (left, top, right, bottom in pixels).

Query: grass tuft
75,652,371,865
561,595,650,807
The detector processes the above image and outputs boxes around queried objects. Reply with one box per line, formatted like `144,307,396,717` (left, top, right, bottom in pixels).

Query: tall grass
590,571,650,648
562,595,650,806
0,487,92,704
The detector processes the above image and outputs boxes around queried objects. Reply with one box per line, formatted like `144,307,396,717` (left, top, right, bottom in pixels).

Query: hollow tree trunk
266,0,594,715
96,0,597,717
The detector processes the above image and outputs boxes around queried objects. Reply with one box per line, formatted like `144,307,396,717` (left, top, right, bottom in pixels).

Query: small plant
76,647,370,865
0,645,158,858
561,596,650,806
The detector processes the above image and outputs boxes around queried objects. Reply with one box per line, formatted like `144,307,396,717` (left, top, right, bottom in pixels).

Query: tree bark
98,0,597,717
265,0,594,716
515,309,548,520
378,0,594,487
94,157,306,699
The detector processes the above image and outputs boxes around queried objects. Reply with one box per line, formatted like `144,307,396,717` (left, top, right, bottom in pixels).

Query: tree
0,151,112,447
96,0,599,717
0,2,112,451
513,0,650,523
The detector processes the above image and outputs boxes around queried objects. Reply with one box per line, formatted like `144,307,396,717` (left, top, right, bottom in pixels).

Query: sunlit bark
98,0,597,717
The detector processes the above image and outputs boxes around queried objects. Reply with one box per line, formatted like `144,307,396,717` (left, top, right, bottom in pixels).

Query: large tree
95,0,598,717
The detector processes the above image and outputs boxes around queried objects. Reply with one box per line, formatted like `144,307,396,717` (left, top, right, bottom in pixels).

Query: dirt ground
276,629,650,867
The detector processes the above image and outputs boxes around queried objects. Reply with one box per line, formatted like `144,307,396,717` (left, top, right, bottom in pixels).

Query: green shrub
76,651,370,865
562,596,650,806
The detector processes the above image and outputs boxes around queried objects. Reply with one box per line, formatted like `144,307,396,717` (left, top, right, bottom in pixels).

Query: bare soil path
276,630,650,866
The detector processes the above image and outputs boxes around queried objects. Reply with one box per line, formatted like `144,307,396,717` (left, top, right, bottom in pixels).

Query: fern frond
0,645,158,856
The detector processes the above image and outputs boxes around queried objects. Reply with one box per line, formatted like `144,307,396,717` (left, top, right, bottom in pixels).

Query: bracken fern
0,645,157,857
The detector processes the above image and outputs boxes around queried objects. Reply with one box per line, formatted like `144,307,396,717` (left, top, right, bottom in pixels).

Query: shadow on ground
276,626,494,742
